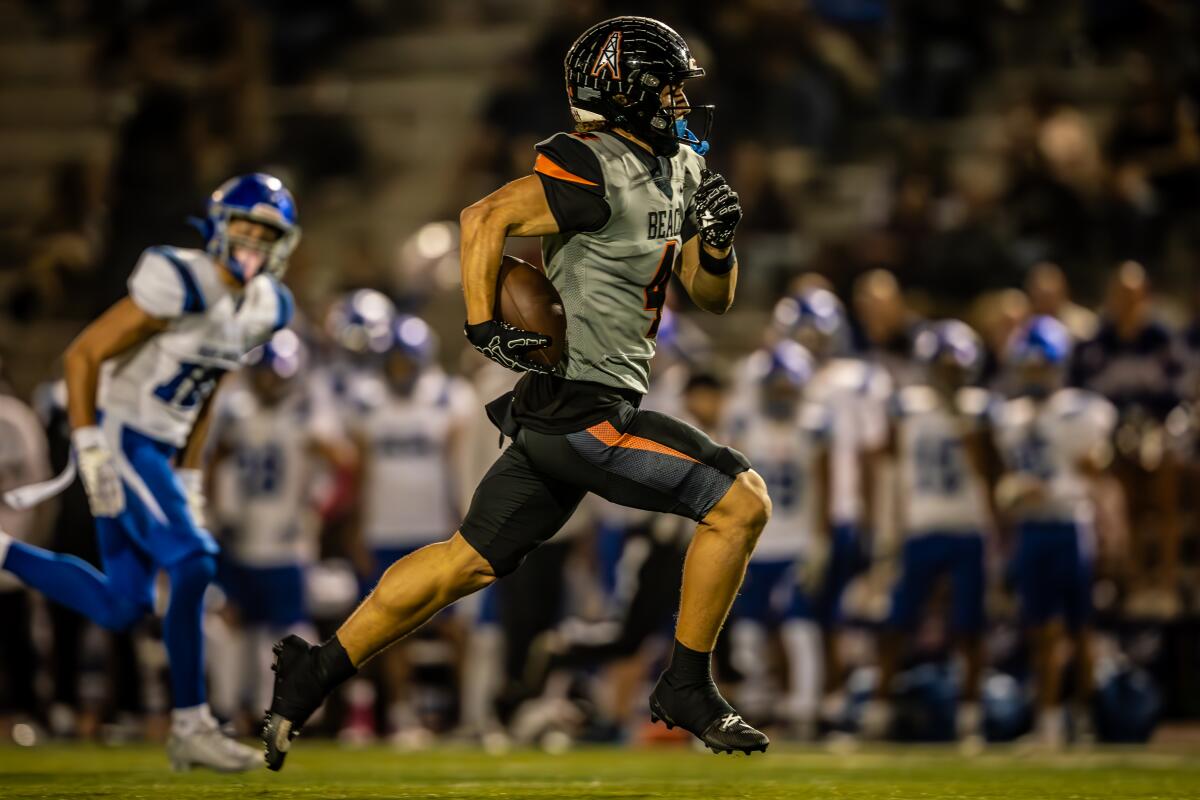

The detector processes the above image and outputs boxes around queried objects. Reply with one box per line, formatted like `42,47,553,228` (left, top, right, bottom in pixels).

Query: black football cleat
262,635,328,771
649,675,769,755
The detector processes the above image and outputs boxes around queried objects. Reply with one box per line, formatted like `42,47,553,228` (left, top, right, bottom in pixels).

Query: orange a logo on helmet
591,31,622,80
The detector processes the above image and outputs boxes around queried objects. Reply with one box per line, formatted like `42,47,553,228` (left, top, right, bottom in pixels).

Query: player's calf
650,470,772,755
264,534,495,769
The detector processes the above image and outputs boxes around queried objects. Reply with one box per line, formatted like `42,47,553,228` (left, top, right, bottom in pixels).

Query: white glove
177,468,207,529
72,426,125,518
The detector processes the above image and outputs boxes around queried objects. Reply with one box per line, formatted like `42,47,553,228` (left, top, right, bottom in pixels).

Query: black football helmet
565,16,713,157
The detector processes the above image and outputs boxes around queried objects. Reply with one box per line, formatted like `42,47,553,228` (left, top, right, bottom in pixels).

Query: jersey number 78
154,362,225,409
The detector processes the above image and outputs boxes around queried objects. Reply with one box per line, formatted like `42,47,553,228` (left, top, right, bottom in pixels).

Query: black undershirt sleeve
534,133,611,233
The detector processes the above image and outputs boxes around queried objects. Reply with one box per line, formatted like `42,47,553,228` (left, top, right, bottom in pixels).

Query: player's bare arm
460,175,559,324
678,235,738,314
178,376,224,471
460,176,556,373
63,298,167,431
173,379,223,529
310,434,358,474
963,427,1004,527
675,151,743,314
343,426,376,579
859,427,892,546
800,444,834,595
62,299,170,518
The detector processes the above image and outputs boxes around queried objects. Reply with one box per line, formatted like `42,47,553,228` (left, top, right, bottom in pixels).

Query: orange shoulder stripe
585,421,699,464
534,153,599,187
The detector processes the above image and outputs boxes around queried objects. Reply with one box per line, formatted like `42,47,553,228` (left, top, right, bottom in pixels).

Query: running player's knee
441,532,497,597
168,552,217,597
705,469,771,551
99,596,146,631
735,469,772,534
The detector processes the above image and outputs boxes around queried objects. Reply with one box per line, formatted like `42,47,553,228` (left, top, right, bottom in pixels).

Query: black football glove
465,319,553,375
690,169,742,250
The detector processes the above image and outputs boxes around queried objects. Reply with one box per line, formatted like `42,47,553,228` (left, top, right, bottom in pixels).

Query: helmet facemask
648,79,710,155
211,209,299,283
585,73,713,157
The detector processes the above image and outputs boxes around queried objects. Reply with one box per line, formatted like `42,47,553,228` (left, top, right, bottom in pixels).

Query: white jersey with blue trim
892,386,993,536
353,369,476,548
992,388,1117,524
98,246,293,448
806,357,892,525
731,403,830,560
210,382,334,567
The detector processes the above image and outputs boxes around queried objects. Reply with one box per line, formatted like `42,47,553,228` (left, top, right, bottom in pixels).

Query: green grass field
2,742,1199,799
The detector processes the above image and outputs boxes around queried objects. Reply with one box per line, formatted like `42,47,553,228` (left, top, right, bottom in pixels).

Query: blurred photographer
1069,262,1183,615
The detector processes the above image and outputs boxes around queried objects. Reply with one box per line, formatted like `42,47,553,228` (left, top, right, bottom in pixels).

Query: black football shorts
459,401,750,576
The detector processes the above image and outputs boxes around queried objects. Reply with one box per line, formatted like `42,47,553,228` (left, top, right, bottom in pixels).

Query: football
494,254,566,368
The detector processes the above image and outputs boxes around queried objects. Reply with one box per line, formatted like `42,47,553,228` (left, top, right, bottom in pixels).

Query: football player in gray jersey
264,16,772,766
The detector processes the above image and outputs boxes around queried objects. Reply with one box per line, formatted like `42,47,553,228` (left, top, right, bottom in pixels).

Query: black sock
313,635,357,691
665,639,713,687
659,639,735,732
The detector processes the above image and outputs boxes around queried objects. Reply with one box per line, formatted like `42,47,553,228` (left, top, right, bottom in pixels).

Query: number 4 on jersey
643,240,676,338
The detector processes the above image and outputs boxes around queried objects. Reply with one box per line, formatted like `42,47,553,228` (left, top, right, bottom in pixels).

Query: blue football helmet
1094,666,1160,743
981,671,1033,743
913,319,984,382
773,288,849,356
749,339,815,389
245,328,307,380
195,173,300,283
749,340,814,420
1007,315,1072,367
386,313,437,364
324,289,397,357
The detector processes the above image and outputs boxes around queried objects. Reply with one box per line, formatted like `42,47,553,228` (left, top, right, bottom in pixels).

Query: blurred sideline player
861,321,997,746
264,17,774,768
344,312,476,745
456,353,516,741
727,341,830,738
774,286,891,709
310,290,400,602
0,358,53,733
993,316,1117,747
205,329,353,730
0,173,299,771
319,289,398,413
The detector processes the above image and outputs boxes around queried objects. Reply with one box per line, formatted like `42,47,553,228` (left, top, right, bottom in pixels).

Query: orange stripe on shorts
585,421,699,464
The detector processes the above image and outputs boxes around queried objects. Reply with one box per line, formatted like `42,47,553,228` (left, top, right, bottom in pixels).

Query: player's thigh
119,423,219,565
459,442,587,578
947,536,986,634
1061,527,1094,632
1014,523,1060,626
95,514,157,610
524,406,749,522
888,537,941,630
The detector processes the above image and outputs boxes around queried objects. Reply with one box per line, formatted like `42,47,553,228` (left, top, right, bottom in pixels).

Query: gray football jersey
537,130,705,395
